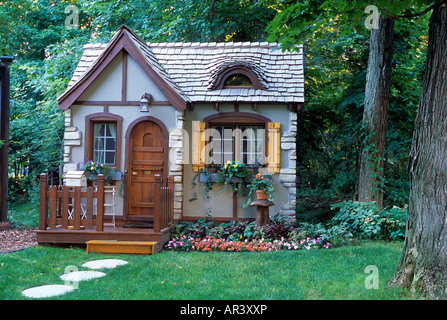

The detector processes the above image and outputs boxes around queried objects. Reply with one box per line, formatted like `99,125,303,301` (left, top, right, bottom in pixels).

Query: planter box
198,173,253,183
86,171,122,181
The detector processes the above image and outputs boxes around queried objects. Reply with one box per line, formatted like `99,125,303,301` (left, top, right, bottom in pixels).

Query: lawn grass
0,241,424,300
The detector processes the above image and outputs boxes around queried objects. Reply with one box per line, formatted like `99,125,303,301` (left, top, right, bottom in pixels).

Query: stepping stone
82,259,128,269
60,270,106,282
22,284,74,299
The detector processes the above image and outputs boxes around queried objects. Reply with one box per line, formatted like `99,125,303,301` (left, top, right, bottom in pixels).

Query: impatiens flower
165,235,331,252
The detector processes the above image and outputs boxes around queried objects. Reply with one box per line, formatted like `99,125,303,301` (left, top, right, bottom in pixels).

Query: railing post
154,174,161,233
39,174,48,230
73,187,81,230
49,185,57,229
86,186,93,229
62,185,69,229
96,174,105,231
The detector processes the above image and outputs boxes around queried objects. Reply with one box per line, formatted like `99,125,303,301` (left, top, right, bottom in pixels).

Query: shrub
331,201,382,239
289,221,353,247
169,217,214,239
290,222,327,240
330,200,407,241
261,221,293,240
380,205,407,240
208,220,255,241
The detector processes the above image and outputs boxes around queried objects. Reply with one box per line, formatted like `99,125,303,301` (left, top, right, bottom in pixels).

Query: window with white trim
93,123,117,166
208,124,265,165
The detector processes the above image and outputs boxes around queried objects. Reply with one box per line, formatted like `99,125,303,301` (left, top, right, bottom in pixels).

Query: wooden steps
86,240,158,255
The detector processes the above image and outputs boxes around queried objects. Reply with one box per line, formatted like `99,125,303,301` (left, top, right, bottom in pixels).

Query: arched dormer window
224,74,252,88
212,66,266,90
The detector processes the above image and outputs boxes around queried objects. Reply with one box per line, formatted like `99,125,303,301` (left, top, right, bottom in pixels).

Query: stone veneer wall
168,110,185,221
278,111,297,216
63,109,82,173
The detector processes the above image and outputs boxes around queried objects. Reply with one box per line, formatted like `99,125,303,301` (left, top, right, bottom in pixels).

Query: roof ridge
148,41,279,48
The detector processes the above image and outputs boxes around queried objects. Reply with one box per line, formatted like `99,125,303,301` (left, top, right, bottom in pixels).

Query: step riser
86,241,157,255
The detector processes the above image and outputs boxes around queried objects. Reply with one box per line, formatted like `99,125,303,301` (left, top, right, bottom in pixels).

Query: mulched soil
0,228,38,253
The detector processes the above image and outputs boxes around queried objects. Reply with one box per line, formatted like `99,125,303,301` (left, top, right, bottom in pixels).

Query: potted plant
244,173,275,207
81,160,122,185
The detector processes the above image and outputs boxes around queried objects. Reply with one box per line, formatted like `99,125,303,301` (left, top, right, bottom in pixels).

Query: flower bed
165,235,331,252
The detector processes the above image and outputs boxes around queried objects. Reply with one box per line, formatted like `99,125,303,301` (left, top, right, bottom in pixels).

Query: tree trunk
391,3,447,299
356,15,395,209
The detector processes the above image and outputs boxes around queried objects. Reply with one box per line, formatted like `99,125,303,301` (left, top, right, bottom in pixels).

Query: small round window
223,74,253,88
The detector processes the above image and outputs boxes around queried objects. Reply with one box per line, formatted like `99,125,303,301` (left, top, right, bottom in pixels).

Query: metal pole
0,56,14,230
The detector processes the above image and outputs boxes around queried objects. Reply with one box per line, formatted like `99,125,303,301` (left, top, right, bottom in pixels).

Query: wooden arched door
127,119,167,221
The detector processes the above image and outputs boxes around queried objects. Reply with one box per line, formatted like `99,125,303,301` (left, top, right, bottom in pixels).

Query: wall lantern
139,93,153,112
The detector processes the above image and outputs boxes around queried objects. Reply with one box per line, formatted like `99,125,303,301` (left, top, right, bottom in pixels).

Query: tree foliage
267,0,428,207
2,0,428,209
1,0,278,203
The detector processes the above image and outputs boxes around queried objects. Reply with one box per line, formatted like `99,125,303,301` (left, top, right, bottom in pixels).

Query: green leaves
330,200,407,240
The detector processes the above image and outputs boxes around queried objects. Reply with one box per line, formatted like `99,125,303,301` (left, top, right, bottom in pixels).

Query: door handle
132,171,137,176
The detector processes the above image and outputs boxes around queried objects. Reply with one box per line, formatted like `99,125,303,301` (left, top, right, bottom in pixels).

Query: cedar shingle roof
65,28,304,105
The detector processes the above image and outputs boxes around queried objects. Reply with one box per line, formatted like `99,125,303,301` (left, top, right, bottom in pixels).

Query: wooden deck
36,225,170,253
37,173,174,253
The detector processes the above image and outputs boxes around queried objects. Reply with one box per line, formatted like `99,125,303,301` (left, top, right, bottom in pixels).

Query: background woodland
1,0,427,213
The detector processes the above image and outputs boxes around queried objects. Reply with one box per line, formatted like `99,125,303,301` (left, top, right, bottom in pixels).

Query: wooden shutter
267,122,280,173
192,121,206,172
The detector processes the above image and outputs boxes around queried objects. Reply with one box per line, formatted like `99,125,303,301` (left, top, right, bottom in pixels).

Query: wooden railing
39,173,105,231
153,175,174,233
39,173,174,233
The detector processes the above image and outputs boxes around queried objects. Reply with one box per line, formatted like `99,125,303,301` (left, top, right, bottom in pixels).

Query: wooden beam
121,51,128,102
73,100,171,106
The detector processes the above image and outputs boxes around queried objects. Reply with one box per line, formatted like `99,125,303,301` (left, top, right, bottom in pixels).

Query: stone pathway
21,259,128,299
